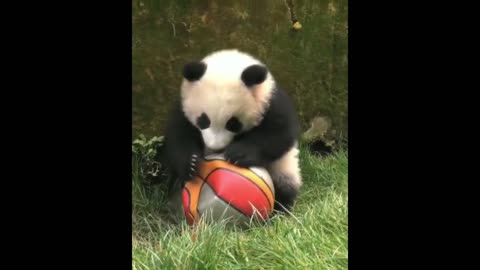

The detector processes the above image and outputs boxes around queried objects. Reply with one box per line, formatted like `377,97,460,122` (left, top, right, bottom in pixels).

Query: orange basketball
181,154,275,225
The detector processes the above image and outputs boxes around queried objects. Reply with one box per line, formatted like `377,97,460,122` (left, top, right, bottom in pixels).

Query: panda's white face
180,49,275,151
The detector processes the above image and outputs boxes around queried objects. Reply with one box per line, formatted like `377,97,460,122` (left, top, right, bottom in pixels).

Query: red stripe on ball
206,169,270,219
182,188,194,225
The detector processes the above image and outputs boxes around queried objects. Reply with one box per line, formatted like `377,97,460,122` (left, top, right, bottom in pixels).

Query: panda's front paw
178,153,200,182
224,143,262,168
187,153,200,179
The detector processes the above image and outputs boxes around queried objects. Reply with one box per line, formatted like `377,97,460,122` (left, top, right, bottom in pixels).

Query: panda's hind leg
267,144,302,213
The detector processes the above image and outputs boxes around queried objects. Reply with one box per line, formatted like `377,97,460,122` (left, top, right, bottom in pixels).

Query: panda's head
180,49,275,151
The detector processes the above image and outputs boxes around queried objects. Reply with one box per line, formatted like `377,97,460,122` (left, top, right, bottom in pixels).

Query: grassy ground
132,146,348,270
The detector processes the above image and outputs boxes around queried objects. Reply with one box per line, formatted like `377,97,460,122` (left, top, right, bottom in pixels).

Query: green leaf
132,139,146,147
150,136,164,144
146,148,155,157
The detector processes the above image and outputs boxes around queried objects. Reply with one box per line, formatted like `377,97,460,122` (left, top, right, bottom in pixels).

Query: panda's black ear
241,65,268,87
182,62,207,82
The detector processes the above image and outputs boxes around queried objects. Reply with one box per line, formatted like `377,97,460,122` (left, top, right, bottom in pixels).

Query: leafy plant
132,134,168,186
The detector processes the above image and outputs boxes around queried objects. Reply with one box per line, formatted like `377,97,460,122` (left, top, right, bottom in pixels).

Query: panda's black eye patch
196,113,210,130
225,117,243,133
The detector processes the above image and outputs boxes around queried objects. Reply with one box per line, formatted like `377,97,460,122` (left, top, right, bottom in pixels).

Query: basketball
180,154,275,225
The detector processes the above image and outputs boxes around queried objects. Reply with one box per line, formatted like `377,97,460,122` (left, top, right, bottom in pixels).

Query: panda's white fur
181,49,275,151
165,49,302,212
268,142,302,191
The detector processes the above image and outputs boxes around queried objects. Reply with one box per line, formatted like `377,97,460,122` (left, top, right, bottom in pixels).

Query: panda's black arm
225,88,301,167
163,101,204,187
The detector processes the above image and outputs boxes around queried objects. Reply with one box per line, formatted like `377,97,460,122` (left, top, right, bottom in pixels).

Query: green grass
132,146,348,270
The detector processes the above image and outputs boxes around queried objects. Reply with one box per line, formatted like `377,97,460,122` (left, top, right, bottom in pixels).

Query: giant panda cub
164,49,302,212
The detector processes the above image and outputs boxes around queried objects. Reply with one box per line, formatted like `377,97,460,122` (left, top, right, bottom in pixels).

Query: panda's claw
186,153,200,179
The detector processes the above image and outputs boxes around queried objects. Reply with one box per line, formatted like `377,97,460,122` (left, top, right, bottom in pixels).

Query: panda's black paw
187,153,200,179
178,153,201,182
224,143,262,168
